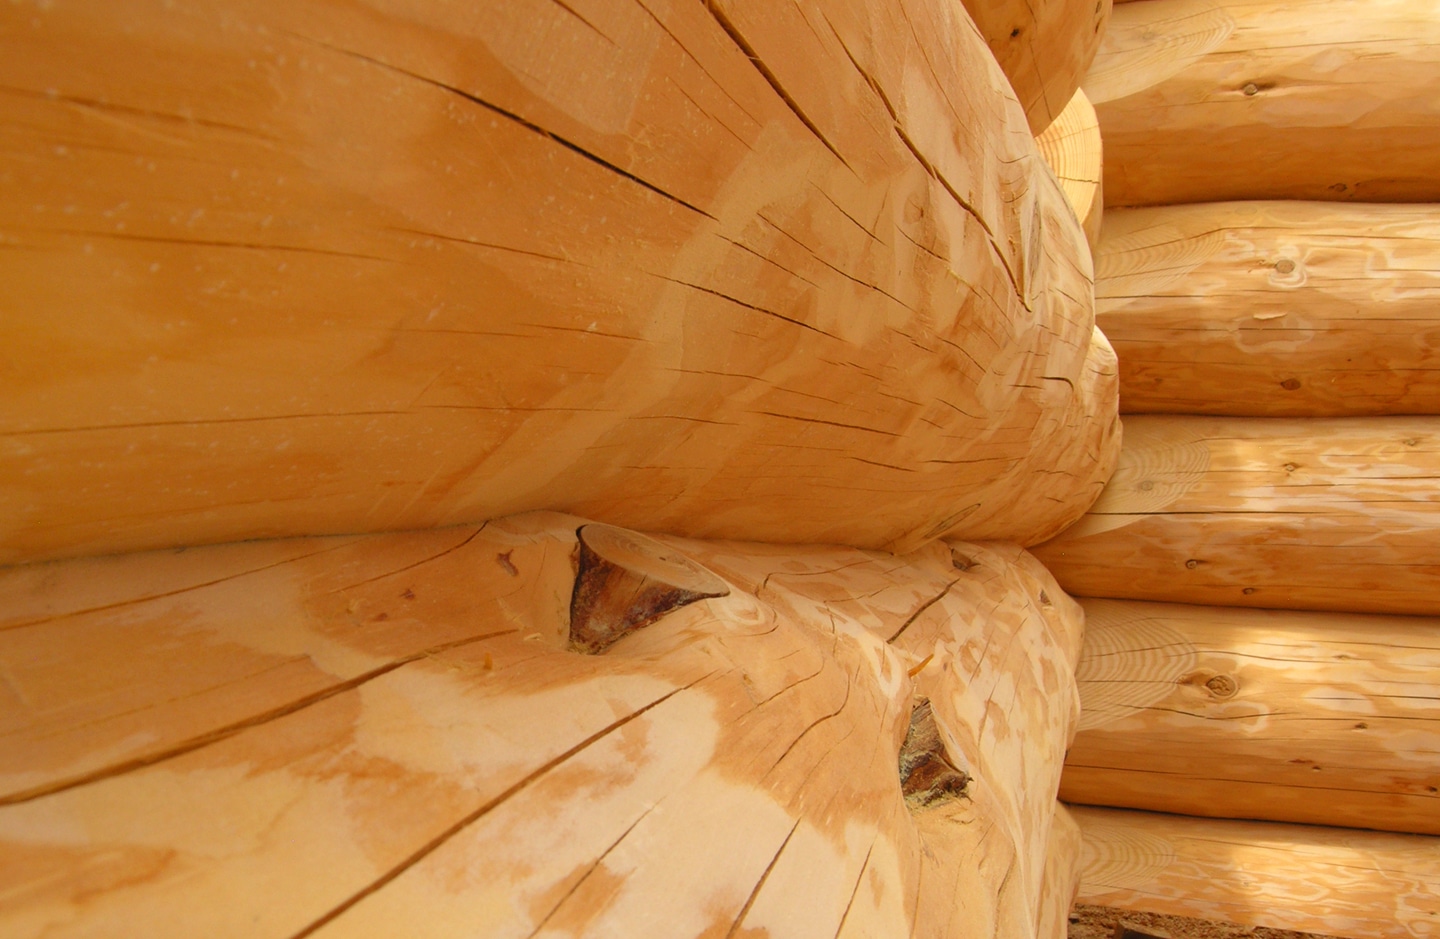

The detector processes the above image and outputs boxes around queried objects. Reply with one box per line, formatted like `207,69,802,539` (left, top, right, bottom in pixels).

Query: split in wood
899,698,970,809
568,524,730,654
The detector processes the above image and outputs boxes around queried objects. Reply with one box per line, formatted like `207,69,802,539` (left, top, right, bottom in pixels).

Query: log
1086,0,1440,206
1072,806,1440,939
1031,415,1440,616
962,0,1113,134
0,0,1117,566
1099,202,1440,417
1061,598,1440,835
1035,89,1104,254
1038,804,1084,939
0,512,1084,938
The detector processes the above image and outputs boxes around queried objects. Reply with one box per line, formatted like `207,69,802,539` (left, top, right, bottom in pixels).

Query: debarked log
1031,415,1440,616
1098,202,1440,416
1086,0,1440,206
0,512,1084,939
0,0,1116,565
1062,598,1440,836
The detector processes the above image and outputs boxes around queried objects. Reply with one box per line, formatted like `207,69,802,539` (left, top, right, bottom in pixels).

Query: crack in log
285,33,716,221
724,819,803,938
290,676,711,939
888,580,961,643
0,627,518,805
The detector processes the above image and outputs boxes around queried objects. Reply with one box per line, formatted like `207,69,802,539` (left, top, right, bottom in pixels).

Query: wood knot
1204,674,1238,698
1184,559,1201,570
1242,82,1259,96
949,546,976,571
1274,258,1296,274
1280,378,1302,390
899,699,969,809
568,524,729,654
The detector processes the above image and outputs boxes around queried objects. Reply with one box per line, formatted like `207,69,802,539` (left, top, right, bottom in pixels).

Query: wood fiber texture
0,0,1117,565
0,512,1084,939
1098,202,1440,416
1032,415,1440,616
1061,598,1440,835
962,0,1113,134
1072,806,1440,939
1086,0,1440,206
1035,89,1104,253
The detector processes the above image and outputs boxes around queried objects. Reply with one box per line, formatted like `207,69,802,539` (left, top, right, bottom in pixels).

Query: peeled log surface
1031,415,1440,616
1061,599,1440,835
1099,202,1440,417
1086,0,1440,206
1035,90,1104,253
962,0,1113,134
0,0,1117,566
1072,806,1440,939
0,512,1083,938
1038,804,1084,939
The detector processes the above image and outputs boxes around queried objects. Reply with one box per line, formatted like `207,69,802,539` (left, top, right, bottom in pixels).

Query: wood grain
1061,599,1440,835
1086,0,1440,206
1072,806,1440,939
0,0,1117,565
0,513,1083,938
961,0,1113,134
1031,415,1440,616
1099,202,1440,416
1036,89,1104,254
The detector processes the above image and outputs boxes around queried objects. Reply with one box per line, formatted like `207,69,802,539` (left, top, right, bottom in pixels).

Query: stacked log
1062,599,1440,835
0,0,1117,565
0,513,1084,938
1036,90,1105,253
1088,0,1440,206
1098,202,1440,416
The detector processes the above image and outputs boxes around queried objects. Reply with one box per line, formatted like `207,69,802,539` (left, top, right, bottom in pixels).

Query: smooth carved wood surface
1098,202,1440,417
0,512,1083,938
1038,804,1084,939
1060,599,1440,835
962,0,1113,134
1072,806,1440,939
1035,89,1104,254
0,0,1118,566
1085,0,1440,206
1031,415,1440,616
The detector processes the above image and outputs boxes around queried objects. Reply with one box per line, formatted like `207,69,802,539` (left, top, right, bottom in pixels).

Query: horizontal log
1031,415,1440,616
1036,90,1104,254
1086,0,1440,206
962,0,1112,133
0,512,1082,937
1061,598,1440,835
0,0,1116,565
1072,806,1440,939
1099,202,1440,416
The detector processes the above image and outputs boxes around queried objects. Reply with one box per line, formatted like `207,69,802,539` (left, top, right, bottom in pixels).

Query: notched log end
899,698,970,809
568,524,730,655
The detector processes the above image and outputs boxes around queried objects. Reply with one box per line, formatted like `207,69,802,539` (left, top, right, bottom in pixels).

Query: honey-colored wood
1038,804,1084,939
1086,0,1440,206
1061,598,1440,835
0,0,1117,566
1072,806,1440,939
1036,89,1104,254
1098,202,1440,416
1031,415,1440,616
963,0,1113,134
0,512,1083,938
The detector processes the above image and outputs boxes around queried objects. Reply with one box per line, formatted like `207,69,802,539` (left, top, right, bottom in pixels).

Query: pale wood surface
1036,89,1104,254
961,0,1113,134
0,512,1083,938
1061,599,1440,835
1072,806,1440,939
1086,0,1440,206
0,0,1117,565
1038,804,1084,939
1031,415,1440,616
1098,202,1440,416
